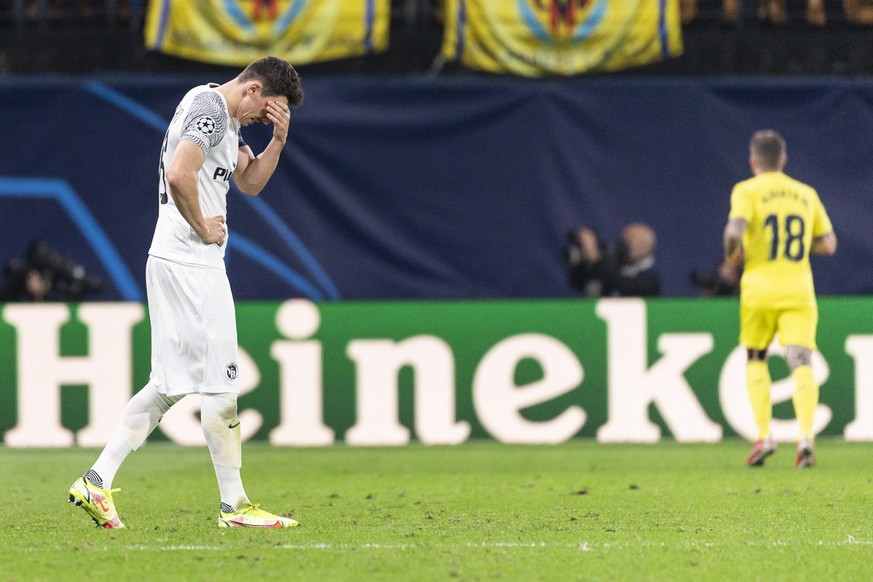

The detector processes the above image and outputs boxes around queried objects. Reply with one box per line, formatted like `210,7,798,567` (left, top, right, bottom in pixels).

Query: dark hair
238,56,304,109
749,129,786,171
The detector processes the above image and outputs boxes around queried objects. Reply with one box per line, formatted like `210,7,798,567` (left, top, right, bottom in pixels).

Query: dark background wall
1,1,872,302
3,76,871,301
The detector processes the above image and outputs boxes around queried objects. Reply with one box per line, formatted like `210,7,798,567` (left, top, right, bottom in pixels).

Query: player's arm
723,217,747,265
165,140,227,246
233,100,291,196
811,231,837,255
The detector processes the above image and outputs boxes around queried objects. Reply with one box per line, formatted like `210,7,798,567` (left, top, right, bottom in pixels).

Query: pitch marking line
25,537,869,553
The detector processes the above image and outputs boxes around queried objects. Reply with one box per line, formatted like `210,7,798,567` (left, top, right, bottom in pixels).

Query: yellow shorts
740,304,818,351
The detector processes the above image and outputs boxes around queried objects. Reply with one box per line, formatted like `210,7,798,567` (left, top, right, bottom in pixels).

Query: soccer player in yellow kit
723,130,837,469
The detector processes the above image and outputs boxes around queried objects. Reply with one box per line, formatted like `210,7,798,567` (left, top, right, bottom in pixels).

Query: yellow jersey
729,171,833,309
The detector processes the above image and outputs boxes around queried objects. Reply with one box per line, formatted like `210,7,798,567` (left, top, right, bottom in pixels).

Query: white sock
90,383,178,489
215,466,247,512
201,393,248,510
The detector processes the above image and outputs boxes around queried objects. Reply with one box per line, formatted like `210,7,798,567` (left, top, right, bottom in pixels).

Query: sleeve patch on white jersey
181,91,227,156
195,116,216,135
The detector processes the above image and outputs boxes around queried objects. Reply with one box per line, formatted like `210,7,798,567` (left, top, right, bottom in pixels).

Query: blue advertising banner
0,76,871,302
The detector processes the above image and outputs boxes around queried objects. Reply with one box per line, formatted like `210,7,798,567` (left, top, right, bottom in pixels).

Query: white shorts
145,256,240,396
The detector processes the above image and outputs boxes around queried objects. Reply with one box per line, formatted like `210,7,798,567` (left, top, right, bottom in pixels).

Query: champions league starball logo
195,116,216,136
519,0,606,42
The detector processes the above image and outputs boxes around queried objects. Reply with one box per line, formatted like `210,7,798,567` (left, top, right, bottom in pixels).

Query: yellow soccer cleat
68,477,125,529
218,503,298,528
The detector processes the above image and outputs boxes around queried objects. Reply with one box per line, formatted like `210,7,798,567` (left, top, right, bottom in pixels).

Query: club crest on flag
221,0,309,39
519,0,606,43
442,0,683,76
145,0,388,67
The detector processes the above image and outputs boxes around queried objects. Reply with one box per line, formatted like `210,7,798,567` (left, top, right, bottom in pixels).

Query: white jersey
149,83,246,270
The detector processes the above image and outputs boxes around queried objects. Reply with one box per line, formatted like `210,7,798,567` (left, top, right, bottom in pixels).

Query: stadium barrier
1,297,870,447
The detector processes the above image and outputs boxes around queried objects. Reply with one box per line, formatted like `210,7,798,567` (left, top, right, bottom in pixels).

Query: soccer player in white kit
68,56,304,528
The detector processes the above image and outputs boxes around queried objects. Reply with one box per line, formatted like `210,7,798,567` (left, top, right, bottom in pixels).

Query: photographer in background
0,241,103,302
0,260,52,301
566,222,661,298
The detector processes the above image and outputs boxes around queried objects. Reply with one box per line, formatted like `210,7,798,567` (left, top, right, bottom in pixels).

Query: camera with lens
563,230,583,264
25,241,103,299
689,263,740,297
689,269,718,290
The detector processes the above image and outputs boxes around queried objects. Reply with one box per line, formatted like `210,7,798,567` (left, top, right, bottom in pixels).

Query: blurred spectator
844,0,873,23
680,0,699,22
682,0,830,24
0,260,53,301
681,0,743,24
756,0,827,25
10,0,135,27
566,223,661,298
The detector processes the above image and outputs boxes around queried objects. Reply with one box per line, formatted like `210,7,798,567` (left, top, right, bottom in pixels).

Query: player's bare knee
786,346,812,371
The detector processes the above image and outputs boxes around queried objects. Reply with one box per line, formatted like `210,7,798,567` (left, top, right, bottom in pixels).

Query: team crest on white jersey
225,363,238,382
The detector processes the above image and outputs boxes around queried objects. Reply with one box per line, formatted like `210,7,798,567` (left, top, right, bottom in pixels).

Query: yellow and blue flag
442,0,683,76
145,0,389,66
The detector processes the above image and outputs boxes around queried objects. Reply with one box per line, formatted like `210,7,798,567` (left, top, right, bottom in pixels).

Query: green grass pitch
2,440,871,581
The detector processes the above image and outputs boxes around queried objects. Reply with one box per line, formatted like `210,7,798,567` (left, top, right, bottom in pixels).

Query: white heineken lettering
345,335,470,446
2,300,872,447
719,342,832,441
473,333,584,444
844,336,873,440
3,303,143,447
595,299,722,443
269,299,334,446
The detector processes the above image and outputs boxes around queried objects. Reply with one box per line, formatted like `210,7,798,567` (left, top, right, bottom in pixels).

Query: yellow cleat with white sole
218,503,298,528
68,477,125,529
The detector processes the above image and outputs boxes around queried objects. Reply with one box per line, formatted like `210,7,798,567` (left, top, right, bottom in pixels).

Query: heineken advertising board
1,297,870,447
